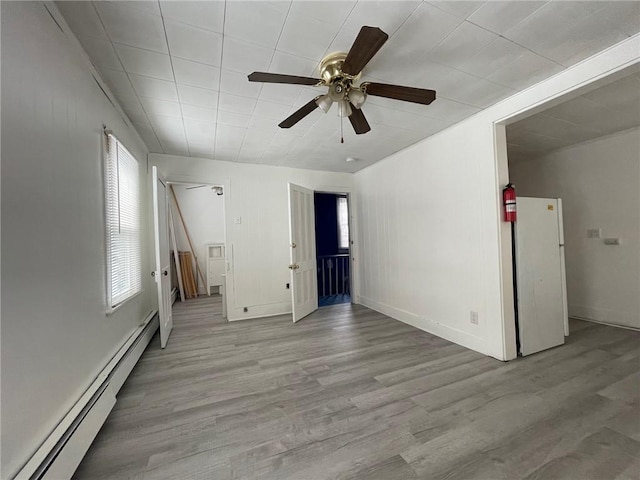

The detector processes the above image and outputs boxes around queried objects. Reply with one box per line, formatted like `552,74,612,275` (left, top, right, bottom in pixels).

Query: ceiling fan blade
363,82,436,105
279,97,320,129
248,72,320,86
342,26,389,76
348,102,371,135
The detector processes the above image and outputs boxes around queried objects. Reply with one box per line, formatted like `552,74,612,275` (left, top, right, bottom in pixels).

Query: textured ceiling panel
56,0,640,172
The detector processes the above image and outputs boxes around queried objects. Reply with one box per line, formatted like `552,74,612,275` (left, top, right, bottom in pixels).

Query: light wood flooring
74,296,640,480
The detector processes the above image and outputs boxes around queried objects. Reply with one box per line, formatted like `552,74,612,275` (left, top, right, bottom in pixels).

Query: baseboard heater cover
14,311,159,480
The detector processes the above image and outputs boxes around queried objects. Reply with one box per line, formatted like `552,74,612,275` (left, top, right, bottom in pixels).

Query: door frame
313,189,357,305
152,166,173,348
492,63,639,360
158,175,231,320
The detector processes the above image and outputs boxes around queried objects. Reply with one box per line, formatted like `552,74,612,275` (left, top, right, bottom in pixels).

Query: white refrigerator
514,197,569,356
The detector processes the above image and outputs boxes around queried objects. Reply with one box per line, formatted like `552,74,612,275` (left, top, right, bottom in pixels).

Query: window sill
106,290,142,317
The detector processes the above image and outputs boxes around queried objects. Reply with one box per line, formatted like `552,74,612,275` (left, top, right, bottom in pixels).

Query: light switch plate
470,311,479,325
604,238,620,245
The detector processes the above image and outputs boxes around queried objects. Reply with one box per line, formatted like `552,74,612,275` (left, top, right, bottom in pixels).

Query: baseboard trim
359,296,489,357
571,315,640,332
15,310,159,480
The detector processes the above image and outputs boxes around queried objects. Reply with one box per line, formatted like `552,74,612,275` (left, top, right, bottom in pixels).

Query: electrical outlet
604,238,621,245
470,311,479,325
587,228,601,239
234,216,242,224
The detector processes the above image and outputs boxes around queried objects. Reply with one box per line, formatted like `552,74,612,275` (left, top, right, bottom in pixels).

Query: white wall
172,184,225,294
150,154,354,321
355,35,639,360
1,3,155,478
509,128,640,328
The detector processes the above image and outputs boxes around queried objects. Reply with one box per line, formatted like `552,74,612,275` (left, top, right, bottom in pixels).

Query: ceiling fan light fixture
338,100,352,118
316,94,333,113
349,88,367,109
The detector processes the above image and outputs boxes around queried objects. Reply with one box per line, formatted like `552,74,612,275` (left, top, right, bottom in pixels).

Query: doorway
314,192,351,307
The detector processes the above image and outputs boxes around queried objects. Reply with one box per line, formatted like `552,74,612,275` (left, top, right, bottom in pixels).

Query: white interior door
152,166,173,348
288,183,318,322
515,197,565,356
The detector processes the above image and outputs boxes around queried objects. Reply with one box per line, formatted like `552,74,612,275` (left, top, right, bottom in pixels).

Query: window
104,132,141,308
337,196,349,251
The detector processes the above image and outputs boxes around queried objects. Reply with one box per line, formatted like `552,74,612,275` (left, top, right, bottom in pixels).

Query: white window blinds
105,132,141,308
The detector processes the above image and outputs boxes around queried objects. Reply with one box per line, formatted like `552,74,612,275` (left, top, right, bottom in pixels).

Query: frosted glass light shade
316,94,333,113
338,100,352,118
349,88,367,109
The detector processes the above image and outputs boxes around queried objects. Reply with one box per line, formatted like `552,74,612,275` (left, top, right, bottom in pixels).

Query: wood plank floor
74,296,640,480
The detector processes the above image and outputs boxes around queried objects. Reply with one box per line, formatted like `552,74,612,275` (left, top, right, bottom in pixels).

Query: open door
288,183,318,322
152,166,173,348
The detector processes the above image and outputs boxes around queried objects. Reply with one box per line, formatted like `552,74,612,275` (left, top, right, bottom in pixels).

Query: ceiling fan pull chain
340,102,344,144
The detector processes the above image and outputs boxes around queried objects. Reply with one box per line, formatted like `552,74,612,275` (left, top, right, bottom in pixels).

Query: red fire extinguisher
503,183,517,222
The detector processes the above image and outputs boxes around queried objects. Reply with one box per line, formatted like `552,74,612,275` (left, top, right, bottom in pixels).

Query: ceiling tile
106,1,161,17
269,51,318,78
467,1,547,35
95,2,168,53
141,97,182,118
56,1,109,40
225,1,290,49
115,44,173,80
98,68,138,101
222,36,273,74
602,1,640,37
129,74,179,102
253,99,293,120
584,75,640,111
133,123,164,152
503,1,606,53
428,1,485,20
217,110,252,128
418,97,481,123
426,21,498,69
188,145,215,159
336,1,420,47
277,11,341,61
172,57,220,90
76,35,122,70
439,69,515,108
458,37,527,79
535,11,630,66
289,1,355,26
124,109,150,127
377,2,461,73
184,118,216,145
259,83,305,106
159,1,224,33
515,113,603,144
487,50,563,91
218,93,257,115
182,104,218,124
219,69,262,98
177,84,219,108
165,20,223,66
148,114,187,141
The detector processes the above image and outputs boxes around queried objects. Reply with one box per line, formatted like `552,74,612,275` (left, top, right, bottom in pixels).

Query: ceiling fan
247,26,436,139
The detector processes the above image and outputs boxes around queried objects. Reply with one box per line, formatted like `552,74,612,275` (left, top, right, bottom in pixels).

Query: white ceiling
507,71,640,162
56,0,640,172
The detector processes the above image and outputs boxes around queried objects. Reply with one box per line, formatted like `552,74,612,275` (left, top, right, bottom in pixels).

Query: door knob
163,270,168,276
288,264,300,270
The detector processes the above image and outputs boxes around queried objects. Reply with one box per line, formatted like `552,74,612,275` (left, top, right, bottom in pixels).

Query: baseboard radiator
15,311,159,480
